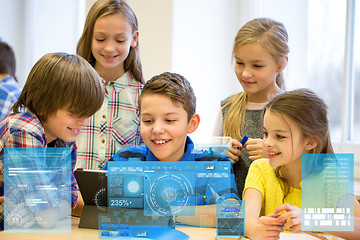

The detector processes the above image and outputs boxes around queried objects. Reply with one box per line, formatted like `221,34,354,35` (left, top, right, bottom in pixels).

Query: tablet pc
74,168,107,207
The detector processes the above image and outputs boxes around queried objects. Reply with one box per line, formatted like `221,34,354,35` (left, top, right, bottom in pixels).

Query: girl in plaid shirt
0,52,104,230
76,0,144,170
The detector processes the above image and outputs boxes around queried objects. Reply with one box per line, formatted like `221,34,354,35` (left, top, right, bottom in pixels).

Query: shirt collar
145,136,195,161
103,71,141,92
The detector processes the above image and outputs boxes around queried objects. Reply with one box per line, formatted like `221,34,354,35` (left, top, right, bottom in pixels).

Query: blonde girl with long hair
213,18,289,196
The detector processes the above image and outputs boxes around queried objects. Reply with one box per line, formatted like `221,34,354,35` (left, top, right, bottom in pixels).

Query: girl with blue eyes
76,0,144,170
213,18,289,197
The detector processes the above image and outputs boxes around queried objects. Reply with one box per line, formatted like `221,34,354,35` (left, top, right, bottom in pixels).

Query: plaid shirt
0,77,22,121
76,71,143,170
0,109,78,230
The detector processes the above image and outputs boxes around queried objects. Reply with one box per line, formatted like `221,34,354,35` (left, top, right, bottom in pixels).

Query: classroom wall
0,1,359,182
0,0,84,85
0,0,26,84
127,0,241,141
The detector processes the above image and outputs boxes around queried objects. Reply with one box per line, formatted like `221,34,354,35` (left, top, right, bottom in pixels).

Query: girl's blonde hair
264,88,334,201
12,53,104,122
223,18,289,141
76,0,144,84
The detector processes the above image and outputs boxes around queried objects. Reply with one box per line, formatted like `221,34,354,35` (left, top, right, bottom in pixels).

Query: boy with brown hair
0,52,104,230
105,72,239,226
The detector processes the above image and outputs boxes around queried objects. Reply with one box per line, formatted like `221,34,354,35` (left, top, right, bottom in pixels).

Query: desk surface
0,217,338,240
0,217,217,240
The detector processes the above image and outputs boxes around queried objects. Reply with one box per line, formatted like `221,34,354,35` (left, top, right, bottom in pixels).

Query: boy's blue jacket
103,136,240,204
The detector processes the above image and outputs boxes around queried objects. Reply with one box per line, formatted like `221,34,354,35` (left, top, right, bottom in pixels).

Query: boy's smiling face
42,109,90,143
140,93,199,161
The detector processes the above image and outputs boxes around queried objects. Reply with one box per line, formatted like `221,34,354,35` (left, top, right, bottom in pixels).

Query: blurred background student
0,39,22,121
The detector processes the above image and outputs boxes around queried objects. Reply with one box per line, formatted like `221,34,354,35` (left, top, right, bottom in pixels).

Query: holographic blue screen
4,147,72,233
99,138,237,239
216,199,245,238
100,158,235,239
302,153,354,231
106,160,233,217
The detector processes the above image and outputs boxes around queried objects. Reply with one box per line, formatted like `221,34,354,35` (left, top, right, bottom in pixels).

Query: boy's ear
276,56,288,73
305,136,318,151
187,113,200,134
131,31,139,48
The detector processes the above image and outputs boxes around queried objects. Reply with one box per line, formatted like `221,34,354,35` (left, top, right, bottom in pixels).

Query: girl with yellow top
243,89,360,240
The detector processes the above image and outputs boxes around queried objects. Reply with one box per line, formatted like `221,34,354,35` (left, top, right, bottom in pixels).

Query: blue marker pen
237,135,248,150
240,134,248,145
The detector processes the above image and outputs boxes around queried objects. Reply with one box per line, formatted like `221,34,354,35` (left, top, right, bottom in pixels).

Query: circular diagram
94,187,107,210
145,173,194,216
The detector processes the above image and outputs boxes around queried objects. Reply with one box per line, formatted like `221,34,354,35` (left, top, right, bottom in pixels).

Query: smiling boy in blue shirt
105,72,239,226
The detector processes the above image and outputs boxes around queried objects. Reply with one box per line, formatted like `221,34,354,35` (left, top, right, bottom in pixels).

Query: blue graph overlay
4,147,72,233
98,159,236,239
301,153,354,231
216,199,245,238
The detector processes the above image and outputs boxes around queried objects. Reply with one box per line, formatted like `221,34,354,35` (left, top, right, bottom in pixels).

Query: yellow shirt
244,158,301,216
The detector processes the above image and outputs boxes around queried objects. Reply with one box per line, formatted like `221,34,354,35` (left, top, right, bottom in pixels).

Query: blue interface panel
216,199,245,238
302,153,354,231
106,160,233,217
98,160,240,239
4,147,72,233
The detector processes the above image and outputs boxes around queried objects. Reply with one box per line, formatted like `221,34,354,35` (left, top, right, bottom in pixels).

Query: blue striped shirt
0,77,21,121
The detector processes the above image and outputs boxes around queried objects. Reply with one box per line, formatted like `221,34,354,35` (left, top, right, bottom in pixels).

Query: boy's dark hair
12,52,105,122
139,72,196,122
0,39,16,80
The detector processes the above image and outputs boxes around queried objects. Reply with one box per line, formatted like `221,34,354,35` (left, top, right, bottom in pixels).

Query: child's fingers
230,138,242,149
6,202,35,228
228,151,240,164
246,138,267,160
229,145,241,156
290,224,301,233
267,213,281,218
259,215,282,226
274,204,302,230
274,203,293,214
20,214,36,229
6,202,24,222
278,210,300,223
228,143,242,164
245,138,263,148
248,151,264,161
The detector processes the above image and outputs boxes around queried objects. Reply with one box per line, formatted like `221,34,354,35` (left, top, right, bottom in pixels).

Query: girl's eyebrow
264,127,289,133
273,129,290,133
93,32,129,37
235,55,265,63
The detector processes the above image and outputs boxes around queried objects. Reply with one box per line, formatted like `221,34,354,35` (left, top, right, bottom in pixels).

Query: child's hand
253,213,284,240
35,207,59,228
5,202,36,229
274,203,302,233
228,138,243,164
246,138,267,161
